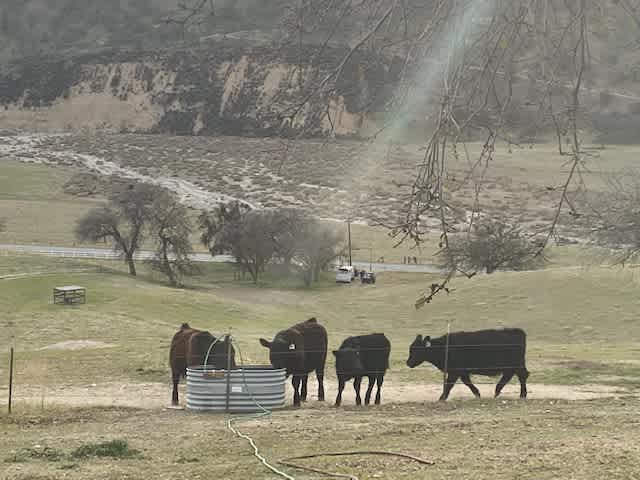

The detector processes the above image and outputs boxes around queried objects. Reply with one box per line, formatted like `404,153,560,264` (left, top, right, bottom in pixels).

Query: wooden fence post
8,347,14,414
225,335,232,414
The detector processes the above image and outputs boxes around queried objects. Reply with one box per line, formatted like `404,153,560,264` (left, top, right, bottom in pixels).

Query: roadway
0,243,443,274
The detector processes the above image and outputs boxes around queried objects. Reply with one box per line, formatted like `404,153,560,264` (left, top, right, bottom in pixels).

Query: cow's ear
423,336,431,347
259,338,271,349
414,334,423,344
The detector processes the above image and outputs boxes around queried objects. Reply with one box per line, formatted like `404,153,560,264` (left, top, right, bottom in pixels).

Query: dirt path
0,380,632,410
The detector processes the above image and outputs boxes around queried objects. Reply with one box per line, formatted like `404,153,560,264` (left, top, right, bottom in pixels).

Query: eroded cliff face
0,45,392,137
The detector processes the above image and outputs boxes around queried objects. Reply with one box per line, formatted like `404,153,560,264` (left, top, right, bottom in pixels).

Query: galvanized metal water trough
186,365,287,412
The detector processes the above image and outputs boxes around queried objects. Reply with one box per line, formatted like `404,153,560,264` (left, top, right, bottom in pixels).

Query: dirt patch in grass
37,340,116,351
0,380,632,411
555,360,609,370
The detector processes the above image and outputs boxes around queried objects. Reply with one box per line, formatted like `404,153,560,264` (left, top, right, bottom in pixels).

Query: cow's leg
316,368,325,401
374,374,384,405
364,375,375,405
300,374,308,402
440,373,458,401
495,370,515,398
335,377,346,407
461,374,481,398
171,369,180,406
353,376,363,406
516,368,529,398
292,375,302,407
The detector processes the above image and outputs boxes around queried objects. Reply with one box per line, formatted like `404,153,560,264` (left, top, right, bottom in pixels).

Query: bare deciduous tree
75,184,159,276
438,217,544,274
150,190,197,287
200,203,280,283
581,169,640,264
269,208,307,270
294,219,344,286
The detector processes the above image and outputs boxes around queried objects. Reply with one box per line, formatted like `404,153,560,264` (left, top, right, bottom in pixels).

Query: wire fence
1,333,606,414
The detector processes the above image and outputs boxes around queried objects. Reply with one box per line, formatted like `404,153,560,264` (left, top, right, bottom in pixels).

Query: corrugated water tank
186,365,286,412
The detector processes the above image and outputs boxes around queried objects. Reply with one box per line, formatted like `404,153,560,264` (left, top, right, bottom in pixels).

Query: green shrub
71,439,139,459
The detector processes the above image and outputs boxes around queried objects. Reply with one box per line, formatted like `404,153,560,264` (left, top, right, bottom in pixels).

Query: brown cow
169,323,236,405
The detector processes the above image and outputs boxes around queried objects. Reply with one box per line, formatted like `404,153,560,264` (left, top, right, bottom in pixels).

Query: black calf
333,333,390,406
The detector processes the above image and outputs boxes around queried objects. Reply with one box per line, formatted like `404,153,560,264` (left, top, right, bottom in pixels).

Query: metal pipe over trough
186,365,287,412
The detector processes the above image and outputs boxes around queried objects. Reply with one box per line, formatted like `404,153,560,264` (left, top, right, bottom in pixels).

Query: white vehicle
335,265,355,283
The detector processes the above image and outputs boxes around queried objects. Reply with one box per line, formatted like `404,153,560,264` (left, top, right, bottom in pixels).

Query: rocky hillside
0,44,395,137
2,1,640,141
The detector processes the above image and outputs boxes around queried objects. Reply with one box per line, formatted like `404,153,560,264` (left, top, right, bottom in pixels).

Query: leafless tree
149,190,197,287
580,169,640,264
75,184,159,276
270,208,307,270
438,217,544,274
199,203,280,283
294,219,344,286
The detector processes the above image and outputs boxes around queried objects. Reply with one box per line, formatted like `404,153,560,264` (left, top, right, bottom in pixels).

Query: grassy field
0,254,639,479
2,140,640,479
0,160,103,247
1,398,639,480
1,253,639,393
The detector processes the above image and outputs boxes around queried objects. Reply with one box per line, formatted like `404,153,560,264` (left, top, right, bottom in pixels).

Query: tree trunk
303,269,312,287
126,252,137,276
162,240,177,287
250,268,259,284
313,265,321,282
283,255,293,273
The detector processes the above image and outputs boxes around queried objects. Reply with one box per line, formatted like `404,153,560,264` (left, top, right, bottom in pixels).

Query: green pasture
0,253,639,391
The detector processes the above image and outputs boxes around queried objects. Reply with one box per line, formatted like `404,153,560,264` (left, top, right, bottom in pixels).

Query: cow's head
333,347,364,377
406,334,431,368
259,335,301,371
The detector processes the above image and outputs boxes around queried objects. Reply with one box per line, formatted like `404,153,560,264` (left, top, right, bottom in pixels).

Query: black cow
333,333,390,406
259,317,327,407
406,328,529,401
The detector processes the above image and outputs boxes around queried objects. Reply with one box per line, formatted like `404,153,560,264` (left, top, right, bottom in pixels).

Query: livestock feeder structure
186,365,286,412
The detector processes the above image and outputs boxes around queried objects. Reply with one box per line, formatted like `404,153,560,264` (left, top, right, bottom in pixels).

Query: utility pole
347,218,352,266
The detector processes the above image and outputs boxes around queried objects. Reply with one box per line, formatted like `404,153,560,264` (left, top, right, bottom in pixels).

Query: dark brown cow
259,317,327,407
169,323,236,405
